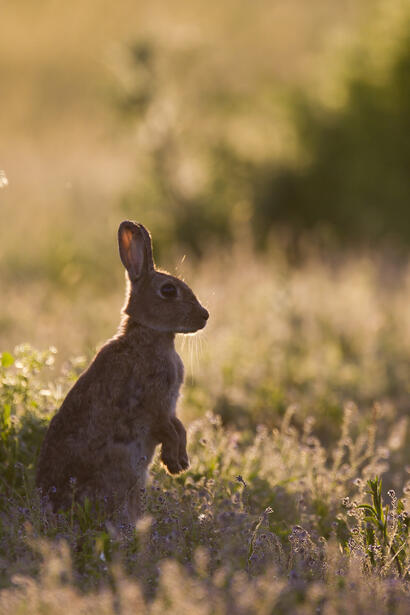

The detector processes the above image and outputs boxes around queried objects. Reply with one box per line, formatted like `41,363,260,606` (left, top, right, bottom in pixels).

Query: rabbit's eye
160,283,178,299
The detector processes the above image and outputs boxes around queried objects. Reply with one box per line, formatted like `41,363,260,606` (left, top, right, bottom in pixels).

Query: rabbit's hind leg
125,476,146,523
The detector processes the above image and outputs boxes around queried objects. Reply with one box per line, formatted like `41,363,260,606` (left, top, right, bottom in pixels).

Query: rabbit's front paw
179,452,189,471
161,451,183,475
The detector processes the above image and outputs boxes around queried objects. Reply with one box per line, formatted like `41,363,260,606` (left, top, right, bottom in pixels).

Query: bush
117,2,410,254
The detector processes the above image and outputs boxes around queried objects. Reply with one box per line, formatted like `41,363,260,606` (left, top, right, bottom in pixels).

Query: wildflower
235,475,247,487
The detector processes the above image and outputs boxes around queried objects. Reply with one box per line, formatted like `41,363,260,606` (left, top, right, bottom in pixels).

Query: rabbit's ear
138,224,155,271
118,221,153,281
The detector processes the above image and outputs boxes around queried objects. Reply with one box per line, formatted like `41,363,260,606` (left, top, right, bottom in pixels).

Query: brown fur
36,221,209,523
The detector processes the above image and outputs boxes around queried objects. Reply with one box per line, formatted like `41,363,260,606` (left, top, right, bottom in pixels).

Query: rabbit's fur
36,221,209,522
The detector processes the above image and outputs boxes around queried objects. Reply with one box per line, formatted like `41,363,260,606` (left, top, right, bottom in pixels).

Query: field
1,251,409,613
1,1,410,613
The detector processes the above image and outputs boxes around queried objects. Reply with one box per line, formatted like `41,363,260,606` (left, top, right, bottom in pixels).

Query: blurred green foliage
254,24,410,248
1,0,408,302
118,2,410,254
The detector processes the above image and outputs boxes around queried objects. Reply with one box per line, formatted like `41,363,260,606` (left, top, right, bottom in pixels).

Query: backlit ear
118,221,146,282
138,224,155,271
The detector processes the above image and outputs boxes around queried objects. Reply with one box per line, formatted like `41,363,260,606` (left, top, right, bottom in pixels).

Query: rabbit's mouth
177,313,209,334
177,323,206,334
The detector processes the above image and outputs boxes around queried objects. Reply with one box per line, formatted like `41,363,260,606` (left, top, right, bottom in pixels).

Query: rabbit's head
118,221,209,333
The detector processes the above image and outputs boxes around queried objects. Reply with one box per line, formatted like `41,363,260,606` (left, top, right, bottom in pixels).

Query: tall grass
0,347,409,613
1,248,409,613
2,247,409,464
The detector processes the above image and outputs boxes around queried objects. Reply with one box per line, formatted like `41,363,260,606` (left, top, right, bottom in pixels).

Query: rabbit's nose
201,308,209,320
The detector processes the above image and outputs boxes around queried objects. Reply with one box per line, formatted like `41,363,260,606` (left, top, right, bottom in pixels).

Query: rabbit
36,220,209,523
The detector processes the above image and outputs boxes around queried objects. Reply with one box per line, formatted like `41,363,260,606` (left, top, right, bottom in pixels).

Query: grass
1,249,409,614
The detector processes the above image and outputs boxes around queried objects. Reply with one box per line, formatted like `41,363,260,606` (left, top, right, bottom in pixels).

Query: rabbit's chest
157,353,184,415
126,352,184,418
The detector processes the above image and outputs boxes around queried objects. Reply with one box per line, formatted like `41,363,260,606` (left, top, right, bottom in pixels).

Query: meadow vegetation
1,251,409,613
1,0,410,612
